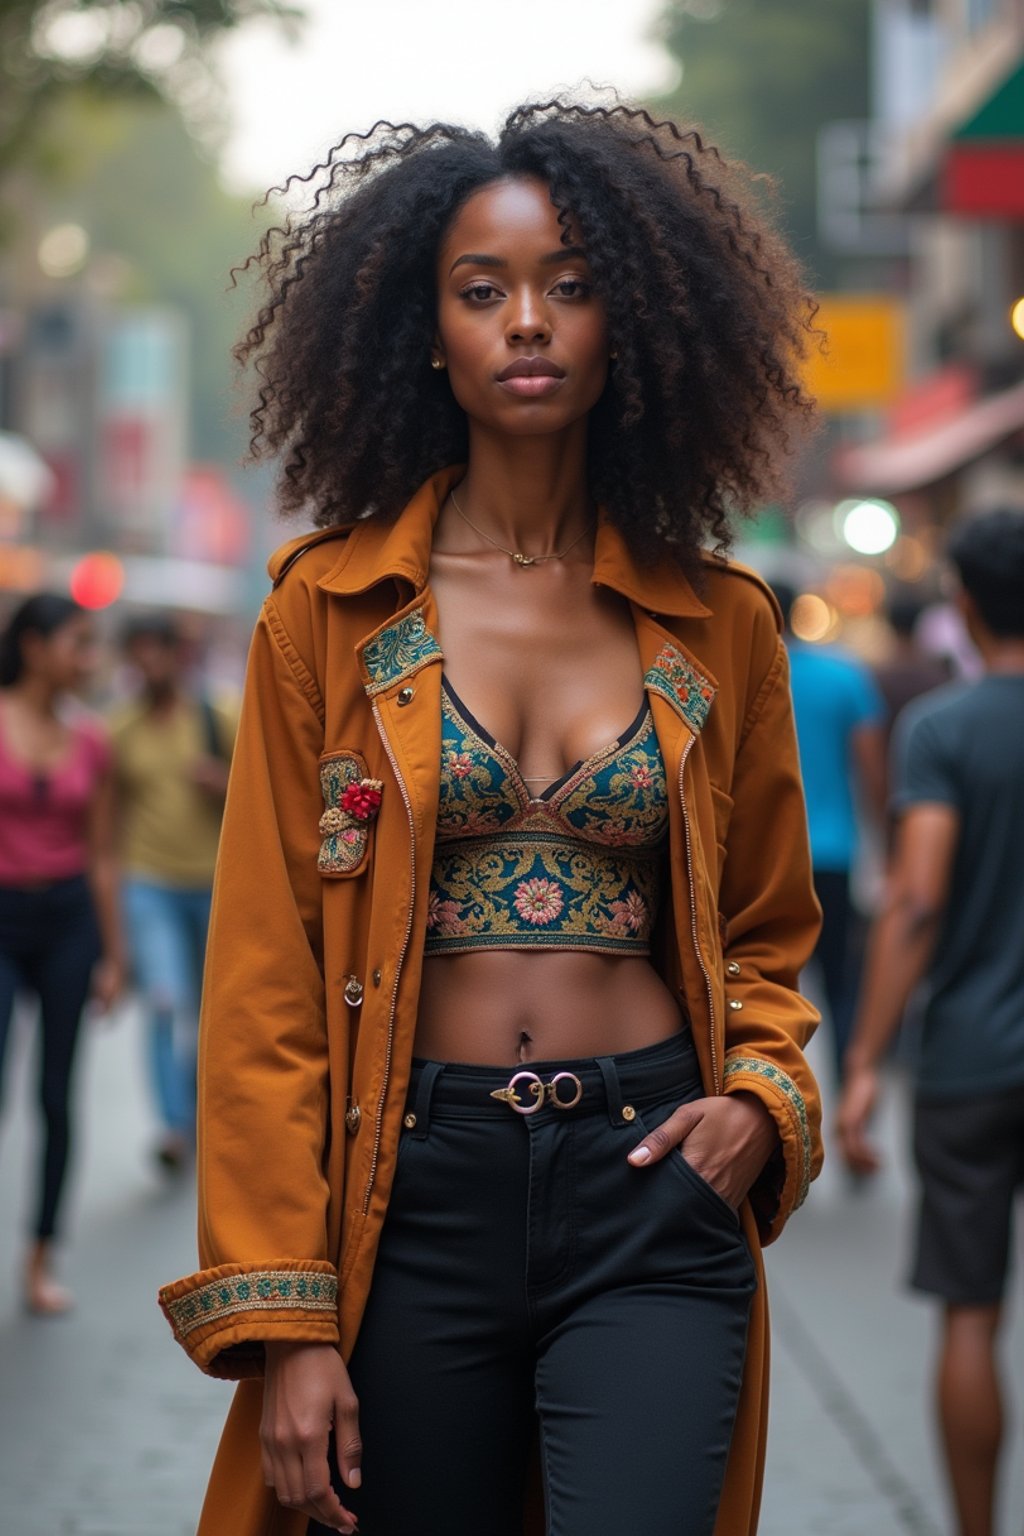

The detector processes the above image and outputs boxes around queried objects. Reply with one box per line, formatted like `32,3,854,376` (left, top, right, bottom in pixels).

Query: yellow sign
805,296,906,411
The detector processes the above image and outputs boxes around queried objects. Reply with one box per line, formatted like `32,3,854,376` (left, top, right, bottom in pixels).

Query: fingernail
628,1146,651,1165
349,1468,362,1489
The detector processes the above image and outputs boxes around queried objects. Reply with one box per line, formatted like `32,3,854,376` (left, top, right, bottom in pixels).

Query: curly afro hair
236,98,818,571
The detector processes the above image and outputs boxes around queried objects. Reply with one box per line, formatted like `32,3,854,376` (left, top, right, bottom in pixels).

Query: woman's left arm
630,636,823,1241
85,749,126,1012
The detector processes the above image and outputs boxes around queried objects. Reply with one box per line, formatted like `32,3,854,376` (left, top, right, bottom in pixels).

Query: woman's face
434,176,609,437
27,613,98,693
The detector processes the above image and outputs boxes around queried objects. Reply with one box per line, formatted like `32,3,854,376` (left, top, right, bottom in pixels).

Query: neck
984,641,1024,675
10,676,59,716
444,422,592,557
145,681,180,709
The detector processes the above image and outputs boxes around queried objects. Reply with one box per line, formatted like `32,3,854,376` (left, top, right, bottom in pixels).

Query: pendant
513,552,536,567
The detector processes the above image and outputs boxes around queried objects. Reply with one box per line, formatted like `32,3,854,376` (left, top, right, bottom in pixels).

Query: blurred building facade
837,0,1024,523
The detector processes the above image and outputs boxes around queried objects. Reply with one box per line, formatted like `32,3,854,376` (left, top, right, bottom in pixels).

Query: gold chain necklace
449,487,593,568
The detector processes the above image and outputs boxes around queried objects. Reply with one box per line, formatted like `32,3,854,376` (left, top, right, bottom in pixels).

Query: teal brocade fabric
425,679,669,956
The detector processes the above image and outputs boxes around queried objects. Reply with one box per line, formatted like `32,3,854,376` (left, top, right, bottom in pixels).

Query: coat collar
317,466,712,621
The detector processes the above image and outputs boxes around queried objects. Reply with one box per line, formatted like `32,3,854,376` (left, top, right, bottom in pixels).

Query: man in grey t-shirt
839,508,1024,1536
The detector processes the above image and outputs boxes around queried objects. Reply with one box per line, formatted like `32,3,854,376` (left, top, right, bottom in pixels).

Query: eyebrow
448,245,589,276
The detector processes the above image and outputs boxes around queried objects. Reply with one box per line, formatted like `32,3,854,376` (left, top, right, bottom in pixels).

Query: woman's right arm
158,599,341,1378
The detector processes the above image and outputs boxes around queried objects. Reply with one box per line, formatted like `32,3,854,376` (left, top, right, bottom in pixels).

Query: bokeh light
70,552,124,609
37,223,90,279
824,564,886,618
790,593,839,644
1011,297,1024,341
838,498,900,556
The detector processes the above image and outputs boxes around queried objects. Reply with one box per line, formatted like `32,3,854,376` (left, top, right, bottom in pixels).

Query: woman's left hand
627,1091,779,1210
90,955,125,1015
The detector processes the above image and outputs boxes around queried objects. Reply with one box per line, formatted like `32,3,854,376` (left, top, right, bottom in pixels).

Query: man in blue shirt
839,510,1024,1536
772,582,887,1082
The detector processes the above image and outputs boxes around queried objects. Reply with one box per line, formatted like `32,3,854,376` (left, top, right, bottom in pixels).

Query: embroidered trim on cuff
723,1054,812,1210
163,1268,338,1342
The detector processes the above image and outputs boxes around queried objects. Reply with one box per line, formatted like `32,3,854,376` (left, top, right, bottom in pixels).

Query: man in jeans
838,509,1024,1536
111,615,235,1169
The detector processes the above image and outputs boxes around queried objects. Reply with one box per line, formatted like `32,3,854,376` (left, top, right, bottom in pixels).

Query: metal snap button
622,1104,636,1122
344,975,364,1006
726,961,741,977
345,1104,361,1134
397,686,415,705
728,998,743,1011
372,968,382,987
403,1112,417,1130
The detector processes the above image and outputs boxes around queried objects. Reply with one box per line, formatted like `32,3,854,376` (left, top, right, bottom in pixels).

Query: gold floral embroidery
426,683,669,955
162,1268,338,1341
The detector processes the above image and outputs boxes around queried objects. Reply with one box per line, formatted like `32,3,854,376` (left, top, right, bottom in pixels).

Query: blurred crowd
0,596,237,1313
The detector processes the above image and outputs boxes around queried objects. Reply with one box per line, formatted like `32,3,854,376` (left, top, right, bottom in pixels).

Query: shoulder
699,553,783,632
900,679,975,743
69,707,112,771
267,524,356,591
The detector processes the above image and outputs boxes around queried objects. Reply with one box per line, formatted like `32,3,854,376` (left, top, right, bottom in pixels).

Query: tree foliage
651,0,871,285
0,1,302,191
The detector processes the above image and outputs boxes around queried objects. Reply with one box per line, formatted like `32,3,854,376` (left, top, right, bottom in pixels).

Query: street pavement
1,998,1022,1536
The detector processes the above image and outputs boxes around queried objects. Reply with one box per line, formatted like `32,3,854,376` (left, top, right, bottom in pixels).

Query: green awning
954,60,1024,141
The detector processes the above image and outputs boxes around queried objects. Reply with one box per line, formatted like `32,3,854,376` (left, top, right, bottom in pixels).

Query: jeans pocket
635,1099,741,1227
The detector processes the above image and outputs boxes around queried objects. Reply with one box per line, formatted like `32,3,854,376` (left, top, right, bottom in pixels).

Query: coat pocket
317,750,380,878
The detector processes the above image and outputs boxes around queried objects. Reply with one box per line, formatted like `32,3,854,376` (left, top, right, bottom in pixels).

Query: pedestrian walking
772,580,887,1083
838,508,1024,1536
873,590,951,755
0,593,123,1313
111,613,234,1171
159,100,824,1536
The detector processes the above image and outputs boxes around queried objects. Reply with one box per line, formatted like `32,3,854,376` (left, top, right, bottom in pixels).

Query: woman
0,593,122,1313
160,101,823,1536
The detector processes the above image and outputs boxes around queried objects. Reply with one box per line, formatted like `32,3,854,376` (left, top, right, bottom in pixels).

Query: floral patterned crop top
425,676,669,957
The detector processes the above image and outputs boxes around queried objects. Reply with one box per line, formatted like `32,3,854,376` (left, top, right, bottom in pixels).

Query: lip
496,357,566,381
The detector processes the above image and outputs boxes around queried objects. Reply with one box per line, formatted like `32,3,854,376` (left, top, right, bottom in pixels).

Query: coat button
345,1104,361,1134
372,968,382,987
622,1105,636,1122
344,975,364,1006
403,1112,417,1129
726,961,741,977
397,686,415,705
728,998,743,1011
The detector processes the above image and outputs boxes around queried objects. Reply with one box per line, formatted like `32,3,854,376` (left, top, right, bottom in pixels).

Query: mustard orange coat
159,467,824,1535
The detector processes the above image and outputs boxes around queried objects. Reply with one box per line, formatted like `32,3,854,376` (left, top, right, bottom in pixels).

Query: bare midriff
415,951,686,1066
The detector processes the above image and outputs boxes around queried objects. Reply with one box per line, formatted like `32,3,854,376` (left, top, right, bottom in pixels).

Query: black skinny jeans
0,874,100,1240
311,1032,757,1536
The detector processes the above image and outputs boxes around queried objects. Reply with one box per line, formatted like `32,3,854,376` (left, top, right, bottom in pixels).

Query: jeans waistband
404,1030,701,1135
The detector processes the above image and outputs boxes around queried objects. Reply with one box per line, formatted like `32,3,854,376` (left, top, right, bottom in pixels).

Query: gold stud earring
431,357,445,370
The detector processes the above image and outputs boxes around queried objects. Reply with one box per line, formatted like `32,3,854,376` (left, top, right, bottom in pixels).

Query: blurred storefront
839,0,1024,522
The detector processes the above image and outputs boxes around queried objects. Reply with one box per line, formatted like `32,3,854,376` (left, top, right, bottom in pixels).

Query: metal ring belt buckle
489,1069,584,1115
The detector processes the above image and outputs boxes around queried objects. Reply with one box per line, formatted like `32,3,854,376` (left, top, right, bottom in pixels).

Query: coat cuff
722,1051,814,1244
158,1260,339,1380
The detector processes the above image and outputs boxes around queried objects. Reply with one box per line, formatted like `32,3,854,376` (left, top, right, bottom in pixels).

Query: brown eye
461,282,501,303
552,278,591,299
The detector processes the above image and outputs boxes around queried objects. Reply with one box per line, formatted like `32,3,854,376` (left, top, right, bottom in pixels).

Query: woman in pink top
0,593,124,1313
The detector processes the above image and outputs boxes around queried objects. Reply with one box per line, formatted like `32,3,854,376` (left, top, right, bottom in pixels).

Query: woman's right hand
261,1340,362,1533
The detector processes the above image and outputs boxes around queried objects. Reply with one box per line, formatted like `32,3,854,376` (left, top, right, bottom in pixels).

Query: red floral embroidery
340,778,384,821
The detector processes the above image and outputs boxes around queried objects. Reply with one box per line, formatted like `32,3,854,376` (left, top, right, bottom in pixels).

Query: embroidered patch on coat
723,1053,812,1210
162,1268,338,1341
319,753,378,874
362,609,442,697
644,644,716,733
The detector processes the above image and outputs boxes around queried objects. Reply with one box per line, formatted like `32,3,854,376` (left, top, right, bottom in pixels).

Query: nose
504,284,551,346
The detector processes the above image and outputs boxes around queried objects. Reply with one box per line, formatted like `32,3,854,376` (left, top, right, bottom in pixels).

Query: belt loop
409,1060,443,1138
595,1056,625,1127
